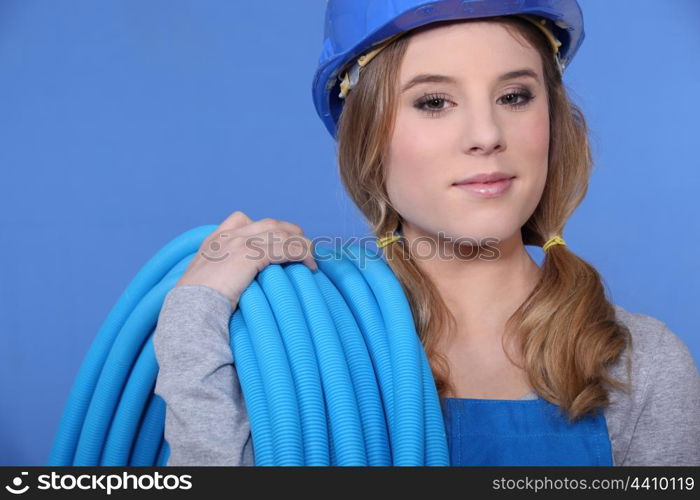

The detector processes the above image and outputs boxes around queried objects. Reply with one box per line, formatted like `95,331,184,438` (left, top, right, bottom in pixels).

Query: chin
443,219,516,242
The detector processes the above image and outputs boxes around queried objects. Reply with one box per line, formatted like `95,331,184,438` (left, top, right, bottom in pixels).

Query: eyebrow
400,68,540,93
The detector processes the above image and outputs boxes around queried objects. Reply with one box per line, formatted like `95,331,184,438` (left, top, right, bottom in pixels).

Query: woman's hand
174,211,318,308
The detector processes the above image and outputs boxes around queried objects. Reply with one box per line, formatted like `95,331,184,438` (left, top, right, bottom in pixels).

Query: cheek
510,100,550,162
511,109,550,215
529,115,550,163
385,117,446,209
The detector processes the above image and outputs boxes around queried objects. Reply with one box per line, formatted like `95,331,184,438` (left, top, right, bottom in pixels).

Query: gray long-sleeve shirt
153,284,700,466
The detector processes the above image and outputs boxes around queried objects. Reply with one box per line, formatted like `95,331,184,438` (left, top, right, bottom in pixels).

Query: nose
460,102,505,156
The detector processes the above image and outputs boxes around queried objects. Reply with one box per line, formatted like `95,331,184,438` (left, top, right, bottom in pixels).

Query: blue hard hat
311,0,585,139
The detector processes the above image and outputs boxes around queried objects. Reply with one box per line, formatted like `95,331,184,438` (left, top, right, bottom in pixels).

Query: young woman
153,0,700,466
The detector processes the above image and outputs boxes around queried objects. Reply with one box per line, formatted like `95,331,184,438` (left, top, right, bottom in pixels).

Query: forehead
399,20,542,82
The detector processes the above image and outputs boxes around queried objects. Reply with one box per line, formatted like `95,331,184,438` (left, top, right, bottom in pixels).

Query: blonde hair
335,15,632,422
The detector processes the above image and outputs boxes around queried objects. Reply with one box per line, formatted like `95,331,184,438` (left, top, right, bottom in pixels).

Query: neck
401,223,542,343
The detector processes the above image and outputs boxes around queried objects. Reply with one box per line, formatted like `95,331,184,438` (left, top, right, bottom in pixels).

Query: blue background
1,0,698,466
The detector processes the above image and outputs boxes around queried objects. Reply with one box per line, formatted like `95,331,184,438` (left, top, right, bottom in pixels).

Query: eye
413,88,536,118
413,93,455,118
497,88,535,110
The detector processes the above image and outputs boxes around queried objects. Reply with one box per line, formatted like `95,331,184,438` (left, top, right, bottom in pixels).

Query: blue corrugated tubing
48,225,449,466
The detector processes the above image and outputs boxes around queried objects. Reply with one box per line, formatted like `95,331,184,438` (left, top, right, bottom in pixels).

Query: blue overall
441,394,614,466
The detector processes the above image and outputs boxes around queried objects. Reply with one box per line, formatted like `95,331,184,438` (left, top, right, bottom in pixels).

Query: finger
202,211,254,248
248,231,317,271
218,210,253,232
270,238,318,271
230,218,306,239
286,237,318,271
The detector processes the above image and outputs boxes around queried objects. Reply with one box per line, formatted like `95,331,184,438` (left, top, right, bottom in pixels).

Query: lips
454,172,515,185
453,176,514,198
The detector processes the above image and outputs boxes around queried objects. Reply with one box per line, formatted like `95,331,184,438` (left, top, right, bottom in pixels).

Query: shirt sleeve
623,324,700,465
152,284,255,466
